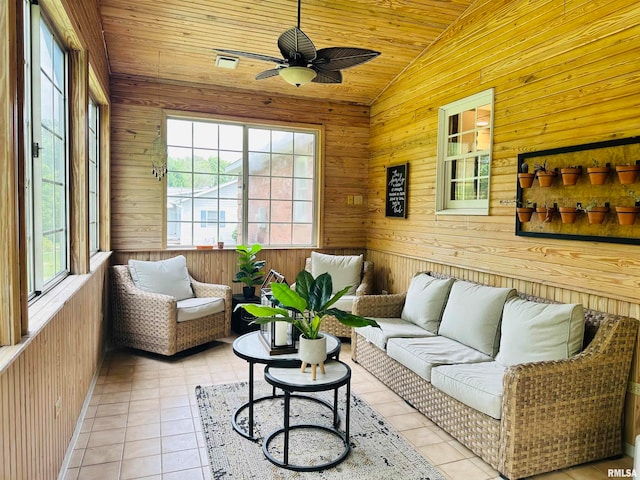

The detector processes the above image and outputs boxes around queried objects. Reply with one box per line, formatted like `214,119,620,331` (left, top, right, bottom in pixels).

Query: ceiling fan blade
313,47,380,71
255,68,282,80
214,48,285,65
312,69,342,84
277,27,316,63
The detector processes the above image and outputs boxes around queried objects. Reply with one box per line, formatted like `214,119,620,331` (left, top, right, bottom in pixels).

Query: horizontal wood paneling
110,76,371,250
111,247,366,297
0,257,109,480
368,0,640,445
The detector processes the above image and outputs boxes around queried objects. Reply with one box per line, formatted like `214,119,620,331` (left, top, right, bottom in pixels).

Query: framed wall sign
386,163,408,218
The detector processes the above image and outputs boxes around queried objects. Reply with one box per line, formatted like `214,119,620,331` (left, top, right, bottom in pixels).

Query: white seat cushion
431,361,506,420
438,281,516,357
387,336,493,381
495,297,585,366
330,294,356,312
128,255,194,301
176,297,225,323
401,273,454,333
311,252,363,295
355,318,434,350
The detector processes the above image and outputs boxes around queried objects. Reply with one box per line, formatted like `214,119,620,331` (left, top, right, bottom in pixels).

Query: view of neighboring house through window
436,88,493,215
88,97,99,254
24,3,69,296
166,117,318,247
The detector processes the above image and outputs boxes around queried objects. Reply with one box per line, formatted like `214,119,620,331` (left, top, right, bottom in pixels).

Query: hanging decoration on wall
385,163,408,218
150,52,167,180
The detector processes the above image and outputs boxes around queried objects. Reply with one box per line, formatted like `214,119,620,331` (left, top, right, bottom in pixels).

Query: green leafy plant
233,244,266,287
239,270,379,339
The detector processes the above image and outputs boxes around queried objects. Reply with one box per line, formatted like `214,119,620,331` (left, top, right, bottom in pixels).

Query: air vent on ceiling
215,55,239,69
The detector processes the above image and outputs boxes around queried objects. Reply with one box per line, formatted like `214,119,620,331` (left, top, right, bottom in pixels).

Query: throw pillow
438,281,516,357
400,273,454,333
128,255,194,301
495,297,584,366
310,252,363,295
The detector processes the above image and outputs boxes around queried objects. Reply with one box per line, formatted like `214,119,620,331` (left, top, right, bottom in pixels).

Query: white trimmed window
166,117,318,247
436,88,494,215
88,97,99,254
25,3,69,296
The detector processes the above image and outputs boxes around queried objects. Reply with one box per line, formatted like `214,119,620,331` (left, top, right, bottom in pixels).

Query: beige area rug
196,380,445,479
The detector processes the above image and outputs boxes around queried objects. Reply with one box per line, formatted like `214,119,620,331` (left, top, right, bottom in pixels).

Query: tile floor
61,335,633,480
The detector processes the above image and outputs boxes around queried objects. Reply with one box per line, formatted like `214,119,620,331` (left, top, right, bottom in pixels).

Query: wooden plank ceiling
99,0,473,105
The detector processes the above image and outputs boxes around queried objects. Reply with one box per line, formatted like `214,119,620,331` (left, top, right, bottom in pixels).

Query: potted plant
558,205,579,224
585,202,609,225
615,162,640,185
560,165,581,186
587,159,609,185
536,203,555,222
517,161,535,188
615,191,640,225
233,244,266,299
239,270,379,378
516,201,535,223
534,160,556,187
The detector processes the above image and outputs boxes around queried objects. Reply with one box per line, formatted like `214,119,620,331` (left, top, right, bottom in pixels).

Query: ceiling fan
214,0,381,87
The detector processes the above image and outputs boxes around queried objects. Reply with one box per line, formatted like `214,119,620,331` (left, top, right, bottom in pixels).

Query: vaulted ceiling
99,0,474,105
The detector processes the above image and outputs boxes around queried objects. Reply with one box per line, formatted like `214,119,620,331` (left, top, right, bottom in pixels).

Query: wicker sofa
351,272,637,479
111,257,232,356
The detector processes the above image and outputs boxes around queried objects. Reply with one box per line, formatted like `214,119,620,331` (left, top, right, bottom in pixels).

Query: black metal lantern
259,320,297,355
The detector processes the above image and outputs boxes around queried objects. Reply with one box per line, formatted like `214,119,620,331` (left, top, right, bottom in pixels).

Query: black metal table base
262,424,350,472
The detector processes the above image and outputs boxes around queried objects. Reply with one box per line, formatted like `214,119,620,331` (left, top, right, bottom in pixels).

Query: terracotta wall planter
587,166,609,185
536,171,555,187
587,207,609,225
560,168,581,186
558,207,578,224
615,206,640,225
536,206,555,222
516,207,534,222
615,164,640,184
517,173,535,189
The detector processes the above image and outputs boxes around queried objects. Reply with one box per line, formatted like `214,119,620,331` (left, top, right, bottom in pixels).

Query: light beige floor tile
161,418,195,436
160,406,192,422
96,402,130,417
99,391,132,405
160,395,191,409
68,449,84,468
123,438,162,460
102,382,133,394
129,398,161,413
87,428,126,448
130,387,160,402
384,411,433,431
438,458,493,480
77,461,121,480
82,443,124,466
125,423,161,442
162,448,202,473
161,432,198,453
74,432,90,450
419,441,467,465
92,414,128,432
402,426,445,447
127,410,161,427
162,467,204,480
120,455,162,479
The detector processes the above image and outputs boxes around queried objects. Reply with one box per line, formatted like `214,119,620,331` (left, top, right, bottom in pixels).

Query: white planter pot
298,335,326,366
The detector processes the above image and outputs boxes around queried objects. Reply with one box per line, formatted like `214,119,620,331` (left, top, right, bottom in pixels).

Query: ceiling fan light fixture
279,66,316,87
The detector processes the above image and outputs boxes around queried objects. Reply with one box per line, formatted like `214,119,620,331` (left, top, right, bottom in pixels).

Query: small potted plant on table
233,244,266,299
239,270,379,379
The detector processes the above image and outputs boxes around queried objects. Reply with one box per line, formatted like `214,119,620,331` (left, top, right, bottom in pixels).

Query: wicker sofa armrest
355,260,374,296
499,315,638,479
352,293,406,318
190,278,232,300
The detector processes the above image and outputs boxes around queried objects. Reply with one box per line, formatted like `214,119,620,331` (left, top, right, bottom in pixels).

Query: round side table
262,360,351,472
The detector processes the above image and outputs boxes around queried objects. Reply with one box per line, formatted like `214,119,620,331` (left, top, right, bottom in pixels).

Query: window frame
88,96,99,255
436,88,494,216
25,3,71,298
164,114,320,248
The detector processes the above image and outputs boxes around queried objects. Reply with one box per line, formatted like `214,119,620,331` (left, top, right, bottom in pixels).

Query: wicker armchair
111,265,232,356
303,256,374,338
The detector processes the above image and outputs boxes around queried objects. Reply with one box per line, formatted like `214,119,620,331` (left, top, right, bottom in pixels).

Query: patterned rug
195,381,445,479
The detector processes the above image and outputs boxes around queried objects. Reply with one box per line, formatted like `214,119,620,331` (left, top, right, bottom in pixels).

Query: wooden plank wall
111,248,366,297
110,77,371,250
0,259,108,480
367,0,640,444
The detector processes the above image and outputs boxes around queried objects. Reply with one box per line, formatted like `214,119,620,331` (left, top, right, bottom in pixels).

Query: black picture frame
385,163,408,218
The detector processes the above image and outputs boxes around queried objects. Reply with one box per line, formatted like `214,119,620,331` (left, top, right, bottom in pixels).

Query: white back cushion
401,274,454,333
495,297,584,367
438,281,516,357
128,255,194,301
310,252,363,295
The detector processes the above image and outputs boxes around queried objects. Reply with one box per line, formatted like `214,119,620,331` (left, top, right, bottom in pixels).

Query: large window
436,89,493,215
88,97,99,254
166,117,318,247
25,4,69,296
